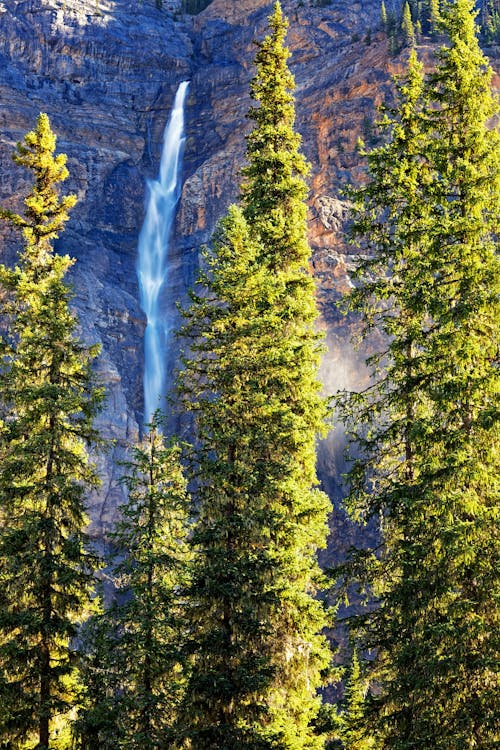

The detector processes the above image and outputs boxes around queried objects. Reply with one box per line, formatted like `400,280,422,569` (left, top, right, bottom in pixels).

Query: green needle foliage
0,113,103,749
340,650,375,750
241,2,310,271
72,607,122,750
177,208,285,749
400,2,415,47
111,423,191,749
339,1,500,748
76,419,191,750
177,4,332,748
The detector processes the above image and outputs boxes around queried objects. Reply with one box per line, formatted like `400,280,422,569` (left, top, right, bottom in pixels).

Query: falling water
137,81,189,423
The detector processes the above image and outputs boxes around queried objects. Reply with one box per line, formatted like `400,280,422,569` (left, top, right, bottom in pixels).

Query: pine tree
178,206,331,750
76,421,191,750
386,10,400,56
177,208,282,749
177,5,332,746
339,1,500,747
0,114,102,748
241,2,311,270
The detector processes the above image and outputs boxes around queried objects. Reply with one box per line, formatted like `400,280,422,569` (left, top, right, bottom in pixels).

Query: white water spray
137,81,189,423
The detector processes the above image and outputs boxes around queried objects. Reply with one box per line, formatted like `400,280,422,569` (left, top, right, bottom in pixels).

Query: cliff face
0,0,194,537
0,0,496,553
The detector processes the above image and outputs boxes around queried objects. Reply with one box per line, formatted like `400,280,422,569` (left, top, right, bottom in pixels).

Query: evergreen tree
241,2,310,270
380,0,388,31
339,48,433,746
0,114,102,748
340,651,374,750
339,1,500,747
76,421,191,750
481,0,500,41
178,208,330,750
72,607,121,750
177,208,284,749
427,0,441,33
177,5,332,747
385,8,400,56
415,4,500,740
401,1,416,46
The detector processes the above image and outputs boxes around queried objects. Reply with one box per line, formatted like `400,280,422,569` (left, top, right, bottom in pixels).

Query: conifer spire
177,5,332,748
0,114,102,749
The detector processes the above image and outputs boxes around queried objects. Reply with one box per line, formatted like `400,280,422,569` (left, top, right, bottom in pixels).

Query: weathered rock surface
0,0,498,561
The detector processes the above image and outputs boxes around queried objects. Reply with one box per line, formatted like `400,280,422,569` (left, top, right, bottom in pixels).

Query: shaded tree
75,421,191,750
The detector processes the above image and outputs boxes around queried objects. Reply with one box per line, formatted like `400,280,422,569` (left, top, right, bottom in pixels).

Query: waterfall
137,81,189,424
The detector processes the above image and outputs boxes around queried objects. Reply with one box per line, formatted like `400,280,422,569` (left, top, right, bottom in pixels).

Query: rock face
0,0,498,558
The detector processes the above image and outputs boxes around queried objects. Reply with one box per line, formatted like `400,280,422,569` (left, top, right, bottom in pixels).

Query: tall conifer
401,2,416,46
74,422,191,750
380,1,388,31
339,1,500,747
340,650,375,750
0,114,102,749
107,425,191,749
177,4,332,747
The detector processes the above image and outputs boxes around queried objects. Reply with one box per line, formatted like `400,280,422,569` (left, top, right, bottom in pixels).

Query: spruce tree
339,48,433,746
482,0,500,41
415,4,500,741
0,114,102,749
401,2,415,46
72,607,121,750
339,1,500,747
110,423,191,750
177,208,283,749
76,421,191,750
380,0,388,31
340,651,375,750
427,0,441,34
177,5,332,747
241,2,310,270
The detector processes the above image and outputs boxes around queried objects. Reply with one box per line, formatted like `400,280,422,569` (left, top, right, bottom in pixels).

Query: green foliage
0,114,103,749
241,2,311,270
481,0,500,41
427,0,441,32
401,1,415,46
75,420,191,750
71,608,122,750
177,4,333,747
178,212,331,748
339,1,500,747
380,0,387,30
339,651,375,750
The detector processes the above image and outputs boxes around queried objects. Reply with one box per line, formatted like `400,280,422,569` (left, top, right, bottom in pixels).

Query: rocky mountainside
0,0,498,559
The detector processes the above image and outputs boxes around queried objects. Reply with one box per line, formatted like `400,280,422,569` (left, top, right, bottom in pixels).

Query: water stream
137,80,189,423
